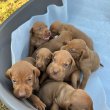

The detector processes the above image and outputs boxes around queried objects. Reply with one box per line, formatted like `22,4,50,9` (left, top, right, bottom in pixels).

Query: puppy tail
100,63,104,67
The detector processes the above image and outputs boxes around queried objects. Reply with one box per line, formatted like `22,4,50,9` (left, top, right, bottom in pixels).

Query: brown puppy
32,48,53,72
61,39,100,89
39,81,93,110
29,22,51,55
38,31,74,52
6,58,46,110
46,50,80,88
50,21,93,50
32,48,53,84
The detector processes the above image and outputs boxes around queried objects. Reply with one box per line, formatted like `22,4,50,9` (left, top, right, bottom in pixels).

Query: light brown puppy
38,31,74,52
46,50,80,88
6,58,46,110
50,21,93,50
32,48,53,72
39,81,93,110
32,48,53,84
61,39,100,89
29,22,51,55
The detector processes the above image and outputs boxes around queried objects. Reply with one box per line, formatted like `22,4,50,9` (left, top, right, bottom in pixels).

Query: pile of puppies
6,21,102,110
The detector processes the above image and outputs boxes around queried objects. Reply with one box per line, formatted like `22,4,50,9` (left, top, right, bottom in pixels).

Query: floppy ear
79,49,89,61
6,68,12,79
33,67,40,77
70,57,76,72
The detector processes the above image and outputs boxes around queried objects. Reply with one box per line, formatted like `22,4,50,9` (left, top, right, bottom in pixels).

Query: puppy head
6,61,40,99
61,39,89,61
46,50,75,81
30,22,51,41
50,21,62,36
35,48,53,72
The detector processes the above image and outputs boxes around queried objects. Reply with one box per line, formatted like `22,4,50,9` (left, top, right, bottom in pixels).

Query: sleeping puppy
6,57,46,110
39,81,93,110
32,48,53,84
50,21,93,50
38,31,74,52
46,50,80,88
61,39,100,89
29,22,51,55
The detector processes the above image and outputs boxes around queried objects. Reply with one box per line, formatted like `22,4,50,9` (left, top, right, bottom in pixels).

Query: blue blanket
11,0,110,109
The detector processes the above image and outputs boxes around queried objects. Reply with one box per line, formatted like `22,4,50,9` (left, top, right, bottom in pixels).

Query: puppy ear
6,68,12,79
70,58,75,72
79,49,89,61
33,67,40,77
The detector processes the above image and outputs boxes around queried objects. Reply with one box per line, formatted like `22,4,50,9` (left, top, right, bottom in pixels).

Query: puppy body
6,60,46,110
39,81,93,110
29,22,51,55
38,31,74,52
50,21,93,50
46,50,80,88
61,39,100,89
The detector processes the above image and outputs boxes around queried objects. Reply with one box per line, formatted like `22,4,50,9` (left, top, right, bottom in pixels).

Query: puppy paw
33,97,46,110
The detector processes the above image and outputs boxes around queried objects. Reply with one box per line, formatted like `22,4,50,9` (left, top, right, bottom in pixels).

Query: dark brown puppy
32,48,53,84
39,81,93,110
61,39,100,89
50,21,93,50
46,50,80,88
38,31,74,52
29,22,51,55
6,57,46,110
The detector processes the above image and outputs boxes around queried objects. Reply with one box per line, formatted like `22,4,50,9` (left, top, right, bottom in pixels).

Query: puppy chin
49,75,64,81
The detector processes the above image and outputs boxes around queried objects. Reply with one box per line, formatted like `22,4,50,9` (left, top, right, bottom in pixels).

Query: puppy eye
69,48,76,52
46,57,50,61
63,63,69,68
27,78,32,81
36,56,39,60
12,80,17,84
38,27,42,31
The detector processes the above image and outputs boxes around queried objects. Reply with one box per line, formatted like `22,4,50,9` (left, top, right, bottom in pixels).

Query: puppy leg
29,94,46,110
79,69,91,89
71,70,80,89
40,74,48,84
50,102,59,110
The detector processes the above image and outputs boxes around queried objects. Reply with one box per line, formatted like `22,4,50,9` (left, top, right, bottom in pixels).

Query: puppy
6,58,46,110
50,21,93,50
32,48,53,84
32,48,53,72
38,31,74,52
46,50,80,88
29,22,51,55
39,81,93,110
61,39,100,89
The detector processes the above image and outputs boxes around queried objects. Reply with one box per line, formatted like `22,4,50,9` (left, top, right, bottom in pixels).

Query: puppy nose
46,30,51,36
18,91,26,98
53,69,59,74
36,63,42,68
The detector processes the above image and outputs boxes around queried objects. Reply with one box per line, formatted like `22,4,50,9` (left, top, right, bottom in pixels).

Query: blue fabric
11,0,110,109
